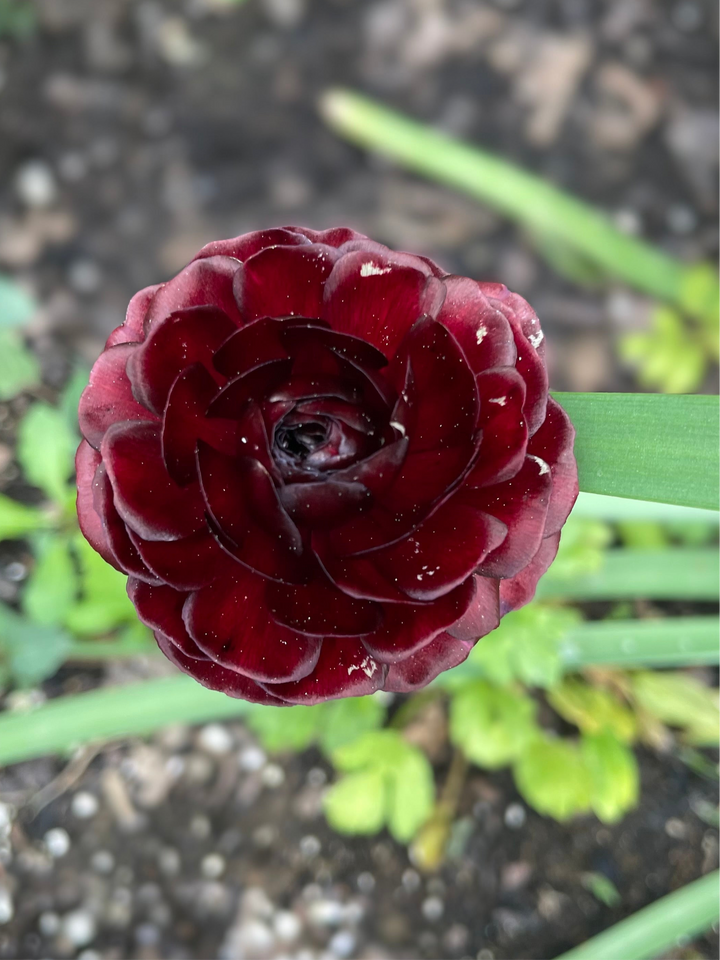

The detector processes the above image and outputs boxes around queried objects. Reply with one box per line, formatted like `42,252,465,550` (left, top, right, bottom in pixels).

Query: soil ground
0,1,717,958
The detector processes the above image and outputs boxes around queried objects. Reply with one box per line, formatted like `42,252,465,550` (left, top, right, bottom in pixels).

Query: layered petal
261,639,387,703
527,397,578,536
383,632,474,692
236,243,339,322
105,284,162,348
183,571,321,682
75,441,118,570
499,532,561,615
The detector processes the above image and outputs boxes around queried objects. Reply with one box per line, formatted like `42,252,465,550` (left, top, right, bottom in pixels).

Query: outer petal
465,368,528,488
75,441,118,570
361,577,475,664
155,632,287,704
127,305,237,416
322,249,444,356
128,529,228,591
236,244,339,322
446,575,500,641
527,397,578,537
472,455,552,579
102,421,205,541
79,343,159,450
127,578,197,656
183,572,321,683
437,277,516,373
92,463,162,584
105,284,162,348
193,228,311,262
143,256,243,331
260,639,386,704
499,532,561,615
266,574,382,637
383,632,474,692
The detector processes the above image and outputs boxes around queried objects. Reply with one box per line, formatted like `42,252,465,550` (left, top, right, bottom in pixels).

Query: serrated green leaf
387,746,434,842
581,731,639,823
514,735,592,821
0,602,72,688
332,729,408,772
324,767,387,835
247,704,325,752
0,274,37,328
23,535,78,626
449,680,538,768
0,492,49,541
17,403,76,505
0,329,41,400
548,679,637,742
319,695,386,755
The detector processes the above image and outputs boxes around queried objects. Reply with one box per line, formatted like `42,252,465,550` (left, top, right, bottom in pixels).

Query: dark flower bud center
276,421,328,458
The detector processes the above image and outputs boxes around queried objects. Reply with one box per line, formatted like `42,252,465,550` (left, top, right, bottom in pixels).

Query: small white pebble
307,899,344,927
201,853,225,879
78,951,102,960
90,850,115,874
61,909,96,947
0,888,11,925
71,792,99,819
357,871,376,894
299,834,321,859
198,723,234,755
158,847,181,876
190,814,211,839
402,868,421,893
15,160,57,208
0,803,13,838
38,911,61,936
422,896,444,923
239,746,267,772
329,930,356,957
273,909,302,943
68,259,102,295
261,763,285,788
504,803,526,829
44,828,71,858
306,767,327,787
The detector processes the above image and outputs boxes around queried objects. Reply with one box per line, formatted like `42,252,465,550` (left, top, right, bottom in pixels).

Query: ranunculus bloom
77,226,577,704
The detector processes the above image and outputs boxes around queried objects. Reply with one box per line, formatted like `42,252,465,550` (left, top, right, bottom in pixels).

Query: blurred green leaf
0,330,41,400
0,492,50,541
324,767,387,835
327,730,434,842
319,696,387,755
631,671,719,745
0,1,37,40
581,872,621,908
17,403,76,505
616,520,669,549
680,263,720,330
0,274,36,328
514,735,592,821
581,731,639,823
59,366,89,438
23,535,78,626
247,704,324,753
387,744,435,842
449,680,538,768
548,679,637,742
546,518,613,581
443,603,580,689
620,307,707,394
0,602,71,688
65,534,137,634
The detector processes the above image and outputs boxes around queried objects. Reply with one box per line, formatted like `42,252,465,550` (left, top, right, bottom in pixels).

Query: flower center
276,421,328,458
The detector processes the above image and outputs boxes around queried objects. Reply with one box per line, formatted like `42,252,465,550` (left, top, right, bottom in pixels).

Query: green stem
560,617,719,669
320,90,717,316
539,549,719,601
554,870,719,960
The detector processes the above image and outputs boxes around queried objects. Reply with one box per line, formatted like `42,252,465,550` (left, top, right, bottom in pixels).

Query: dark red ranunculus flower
77,227,578,704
